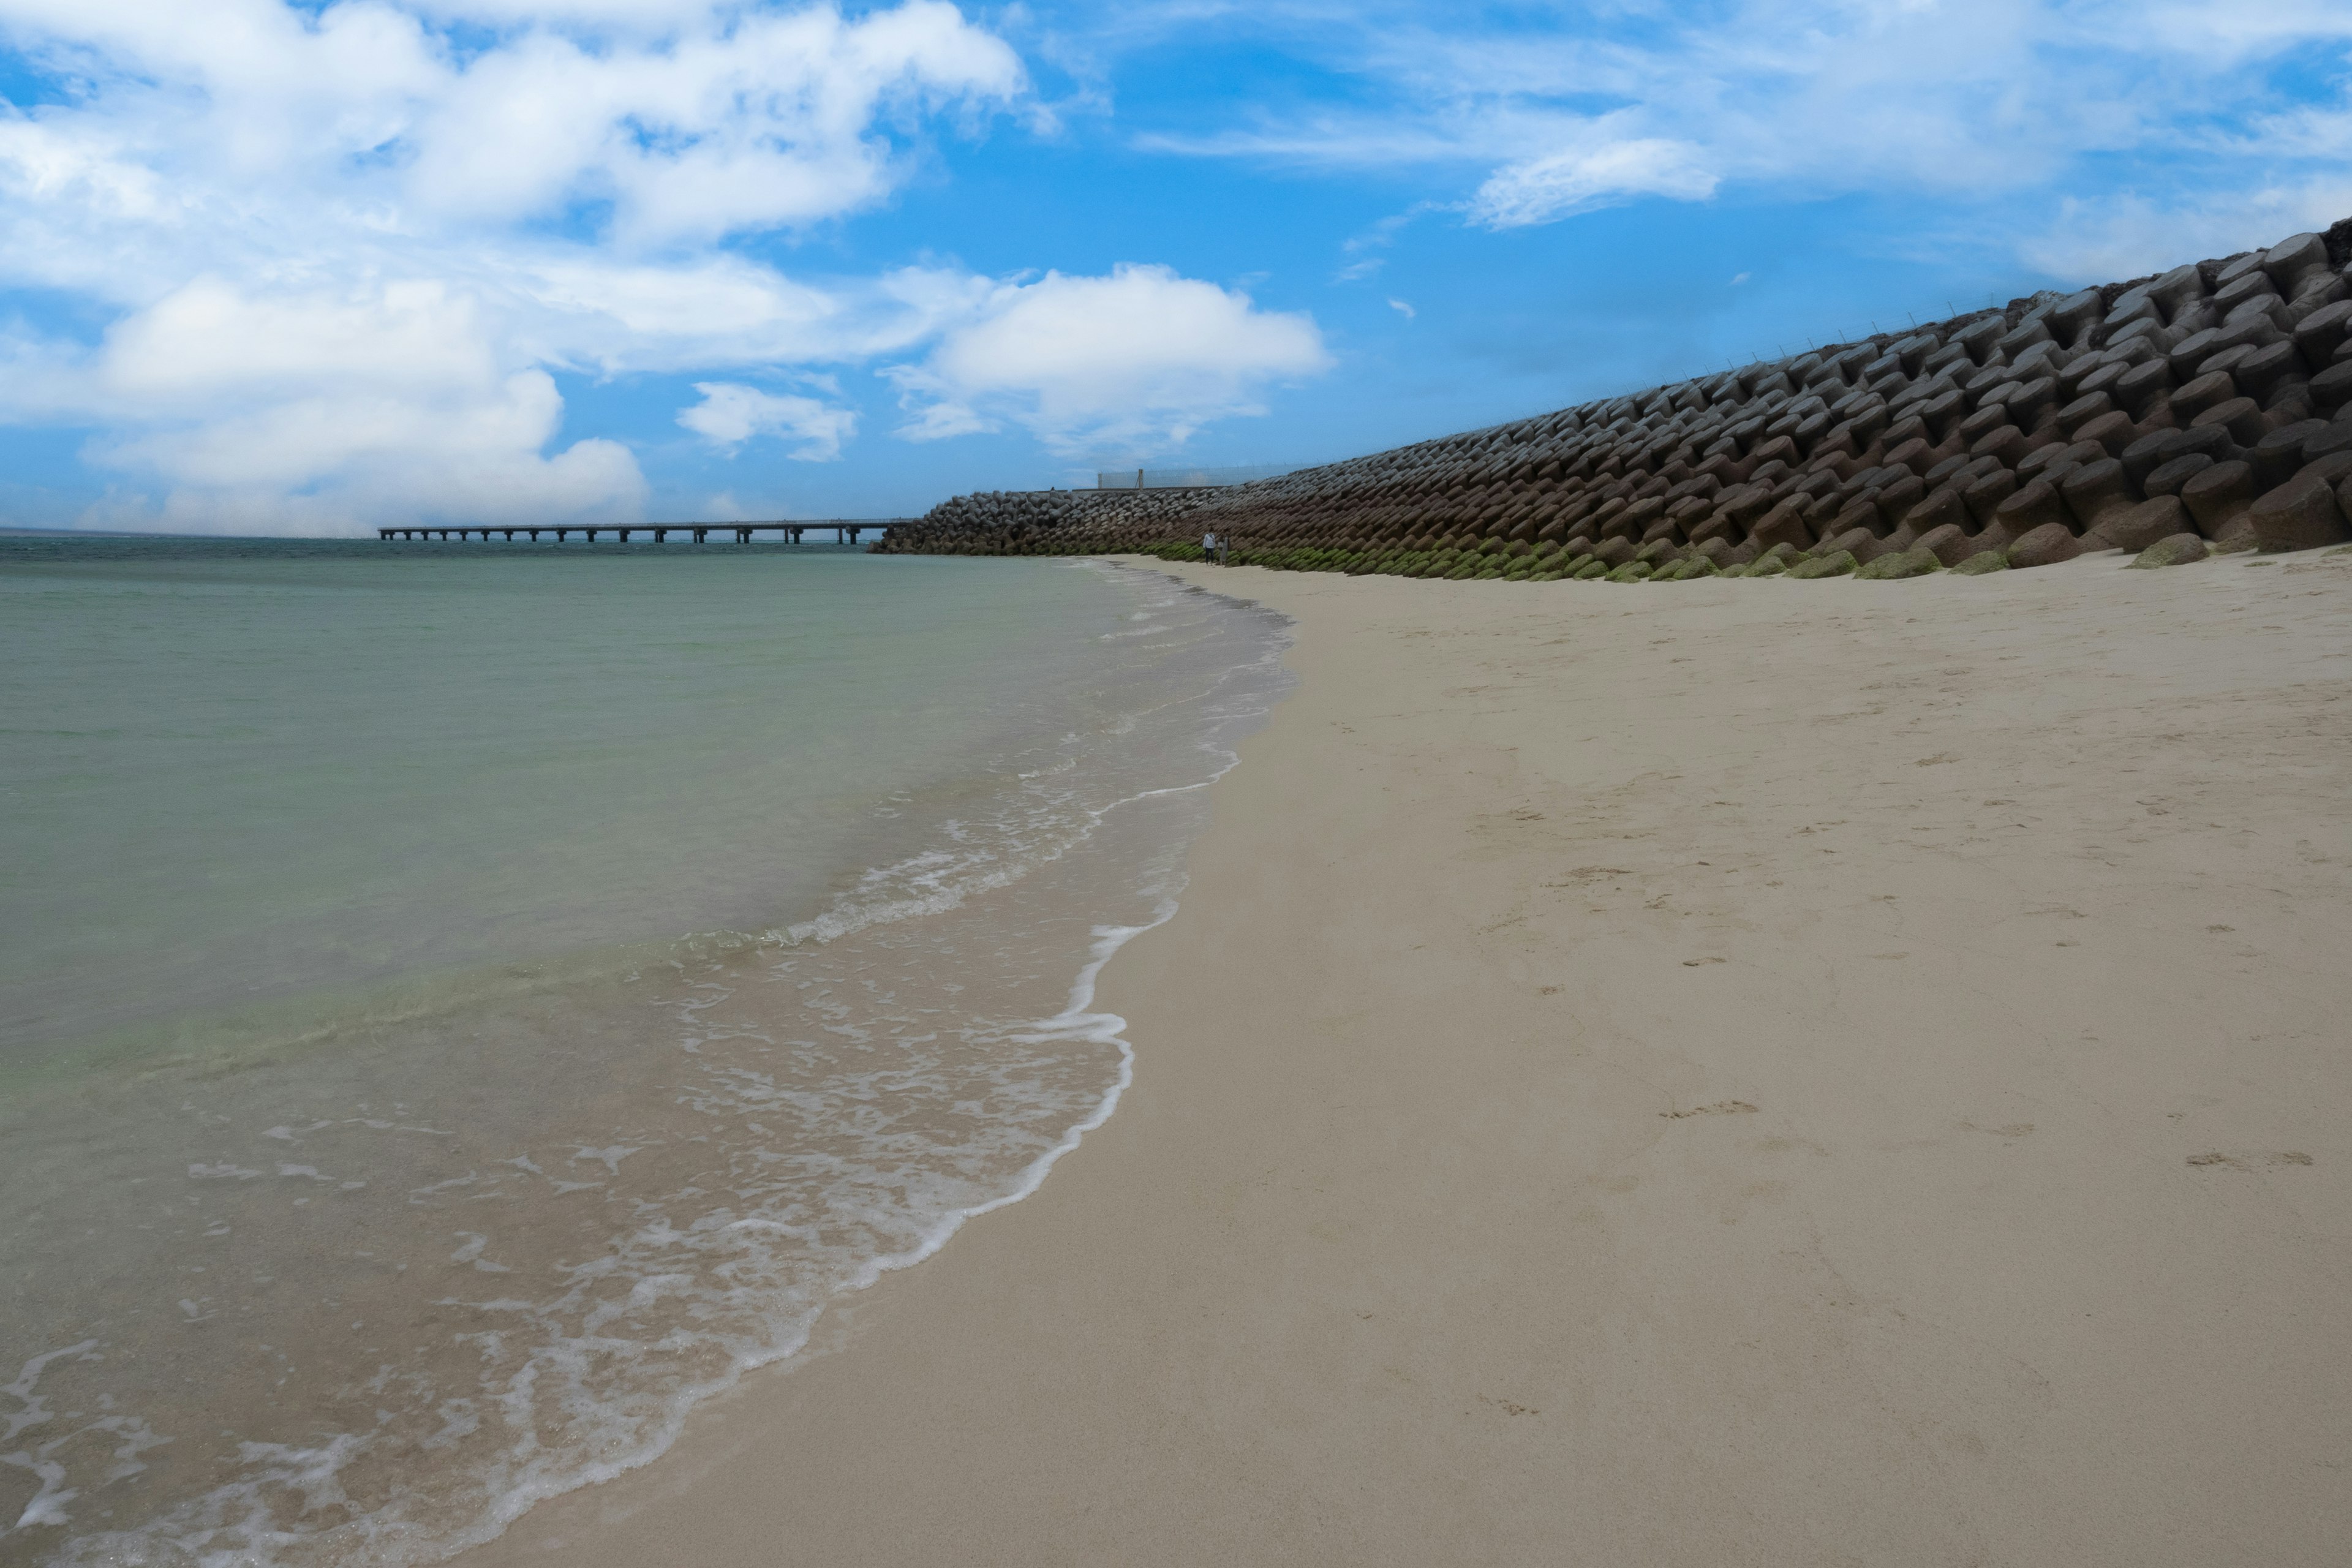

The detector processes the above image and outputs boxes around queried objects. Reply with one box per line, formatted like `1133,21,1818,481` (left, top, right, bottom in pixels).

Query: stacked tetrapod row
875,221,2352,577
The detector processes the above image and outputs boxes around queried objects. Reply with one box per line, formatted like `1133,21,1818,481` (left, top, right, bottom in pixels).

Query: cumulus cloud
0,0,1035,531
40,276,646,532
884,263,1331,454
396,2,1026,246
0,0,1025,250
678,382,857,458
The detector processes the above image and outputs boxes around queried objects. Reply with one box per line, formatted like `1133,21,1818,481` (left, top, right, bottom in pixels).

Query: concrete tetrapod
2181,461,2260,541
1786,549,1858,579
2143,454,2216,500
1853,547,1941,579
2244,471,2352,552
2129,533,2211,568
2087,496,2193,553
2008,522,2084,568
1909,522,1978,567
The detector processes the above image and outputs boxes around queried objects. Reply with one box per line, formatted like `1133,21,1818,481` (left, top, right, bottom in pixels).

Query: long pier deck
375,519,905,545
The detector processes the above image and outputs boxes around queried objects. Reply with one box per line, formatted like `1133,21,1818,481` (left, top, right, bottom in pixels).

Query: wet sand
464,550,2352,1566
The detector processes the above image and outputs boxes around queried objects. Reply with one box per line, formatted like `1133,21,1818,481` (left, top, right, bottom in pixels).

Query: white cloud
678,382,857,459
1466,132,1717,228
1385,297,1414,318
38,275,647,533
1128,0,2352,265
2023,178,2352,283
0,0,1032,532
2012,60,2352,277
0,0,1025,249
883,263,1331,454
396,3,1027,246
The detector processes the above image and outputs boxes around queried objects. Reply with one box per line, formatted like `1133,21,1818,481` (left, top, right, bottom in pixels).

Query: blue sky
1,1,2349,534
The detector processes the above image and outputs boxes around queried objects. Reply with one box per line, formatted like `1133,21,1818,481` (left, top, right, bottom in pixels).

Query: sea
0,535,1290,1566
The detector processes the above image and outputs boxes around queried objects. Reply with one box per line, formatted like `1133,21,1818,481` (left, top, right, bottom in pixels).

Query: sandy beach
466,551,2351,1567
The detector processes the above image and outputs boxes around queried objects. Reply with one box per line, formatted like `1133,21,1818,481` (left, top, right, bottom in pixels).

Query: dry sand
466,549,2351,1567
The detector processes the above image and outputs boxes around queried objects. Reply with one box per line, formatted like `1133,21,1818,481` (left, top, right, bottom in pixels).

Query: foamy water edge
427,567,1290,1564
10,562,1291,1568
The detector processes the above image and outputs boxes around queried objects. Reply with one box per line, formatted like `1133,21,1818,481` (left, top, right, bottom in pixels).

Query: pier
375,519,906,545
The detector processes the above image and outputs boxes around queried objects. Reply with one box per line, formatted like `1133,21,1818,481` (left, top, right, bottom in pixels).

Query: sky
1,1,2348,534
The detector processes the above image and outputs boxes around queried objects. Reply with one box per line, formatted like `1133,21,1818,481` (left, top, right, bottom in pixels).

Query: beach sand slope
467,550,2351,1567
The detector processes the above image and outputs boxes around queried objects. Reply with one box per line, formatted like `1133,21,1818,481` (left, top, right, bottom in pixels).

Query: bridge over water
376,519,906,545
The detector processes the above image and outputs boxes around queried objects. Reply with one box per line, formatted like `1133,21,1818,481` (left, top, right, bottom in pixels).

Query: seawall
876,222,2352,578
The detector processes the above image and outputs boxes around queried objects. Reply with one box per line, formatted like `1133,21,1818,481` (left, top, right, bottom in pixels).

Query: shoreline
0,552,1294,1565
462,551,2351,1566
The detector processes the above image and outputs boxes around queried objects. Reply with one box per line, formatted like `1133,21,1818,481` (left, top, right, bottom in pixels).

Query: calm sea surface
0,537,1288,1564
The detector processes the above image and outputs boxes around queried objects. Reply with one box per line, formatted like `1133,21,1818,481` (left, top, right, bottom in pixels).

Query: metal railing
1095,464,1299,490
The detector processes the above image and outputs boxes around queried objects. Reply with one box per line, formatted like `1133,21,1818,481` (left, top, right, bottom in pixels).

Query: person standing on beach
1203,530,1218,563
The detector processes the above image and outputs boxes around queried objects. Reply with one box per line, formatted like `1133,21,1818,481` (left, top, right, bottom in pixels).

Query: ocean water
0,537,1289,1565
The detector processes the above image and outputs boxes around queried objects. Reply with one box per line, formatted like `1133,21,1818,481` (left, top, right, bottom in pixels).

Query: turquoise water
0,538,1289,1564
2,541,1131,1057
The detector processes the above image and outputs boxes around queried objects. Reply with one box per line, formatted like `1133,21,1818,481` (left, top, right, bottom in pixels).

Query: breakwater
876,222,2352,579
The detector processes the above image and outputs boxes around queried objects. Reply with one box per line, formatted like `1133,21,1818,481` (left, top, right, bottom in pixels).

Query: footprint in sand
1962,1121,2035,1139
2187,1152,2313,1170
